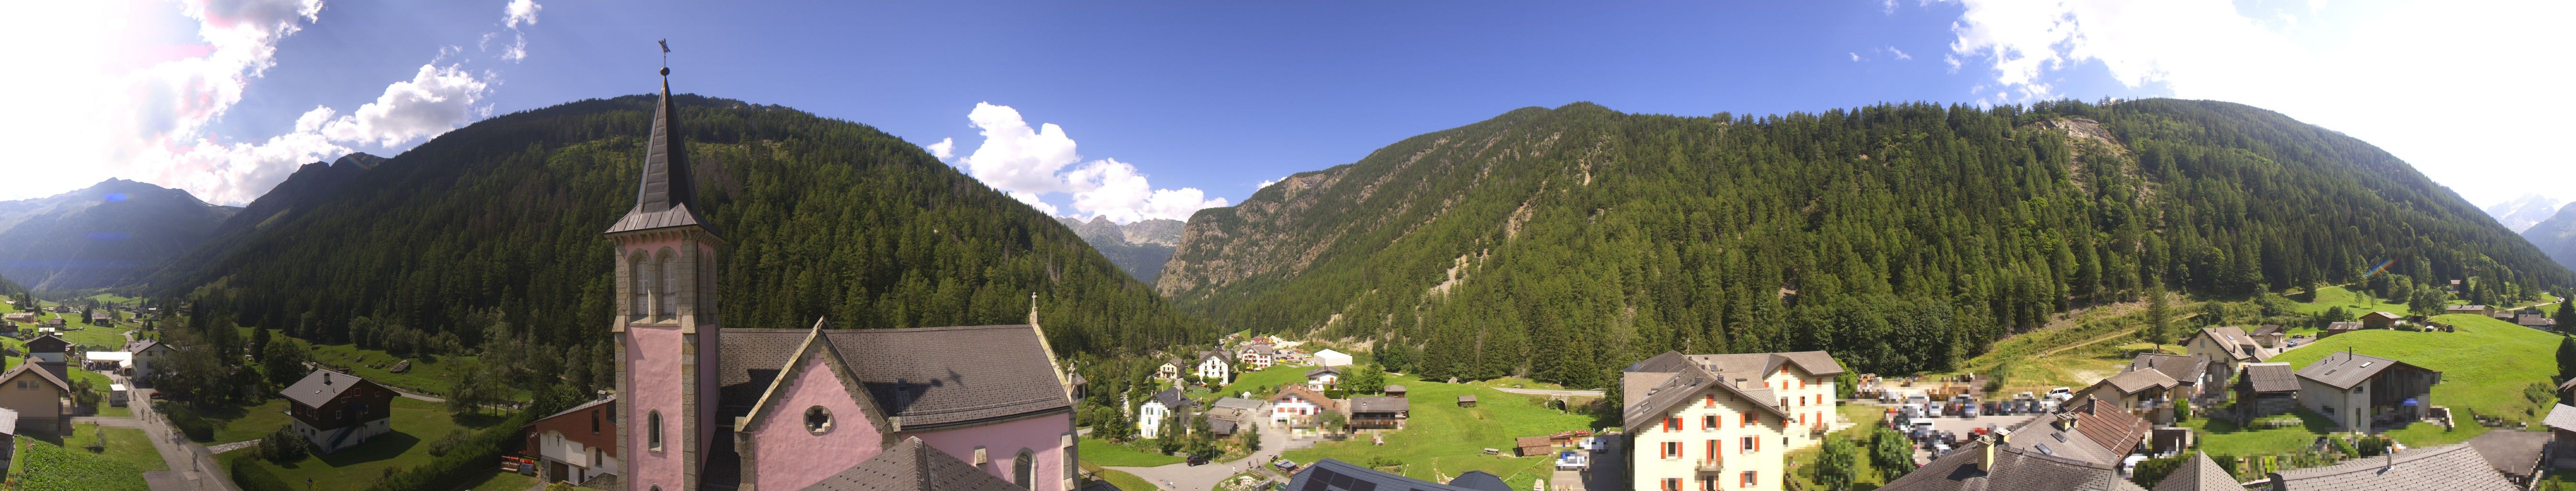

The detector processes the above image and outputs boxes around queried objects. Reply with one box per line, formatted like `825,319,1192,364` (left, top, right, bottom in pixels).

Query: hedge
229,454,299,491
163,403,215,441
356,409,536,491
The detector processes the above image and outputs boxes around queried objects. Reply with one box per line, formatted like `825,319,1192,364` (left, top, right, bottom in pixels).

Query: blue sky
6,0,2565,223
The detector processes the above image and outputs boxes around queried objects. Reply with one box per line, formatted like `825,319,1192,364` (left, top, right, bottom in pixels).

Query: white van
109,384,128,407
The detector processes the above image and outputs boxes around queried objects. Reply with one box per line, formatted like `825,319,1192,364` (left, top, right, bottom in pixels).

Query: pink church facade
606,68,1077,491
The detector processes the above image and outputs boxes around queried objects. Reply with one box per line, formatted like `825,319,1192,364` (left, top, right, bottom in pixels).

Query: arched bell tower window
658,248,679,316
628,251,649,318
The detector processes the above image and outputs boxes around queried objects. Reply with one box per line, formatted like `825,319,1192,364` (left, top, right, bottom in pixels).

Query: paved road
110,372,235,491
1109,414,1312,491
1492,387,1605,397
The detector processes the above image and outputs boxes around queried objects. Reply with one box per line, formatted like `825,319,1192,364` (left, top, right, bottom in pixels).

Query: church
606,66,1077,491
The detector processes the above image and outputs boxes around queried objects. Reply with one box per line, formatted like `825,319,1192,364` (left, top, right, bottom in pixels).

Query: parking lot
1890,411,2043,462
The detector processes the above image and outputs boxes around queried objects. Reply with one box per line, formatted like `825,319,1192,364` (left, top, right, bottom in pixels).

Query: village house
1622,351,1844,491
1874,397,2150,491
283,369,397,453
1382,385,1406,397
2254,444,2517,490
1158,358,1184,380
1305,366,1343,391
2517,314,2556,329
2123,353,2214,404
2463,427,2550,487
1269,385,1337,428
2322,321,2366,338
2359,311,2404,329
23,334,68,363
1515,436,1553,457
2247,324,2288,348
87,311,109,325
0,362,69,437
1312,349,1353,368
1238,343,1276,371
1196,350,1235,385
2447,304,2494,317
1204,397,1264,437
1346,396,1408,430
2075,368,2179,420
2542,404,2576,469
1137,388,1194,439
603,71,1079,491
0,313,32,324
523,396,621,485
2184,327,2274,389
2295,350,2439,433
2232,362,2300,419
122,339,172,385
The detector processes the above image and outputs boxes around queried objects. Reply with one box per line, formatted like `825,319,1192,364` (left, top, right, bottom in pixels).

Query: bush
165,404,215,441
427,428,473,457
230,455,299,491
257,425,310,464
2129,453,2192,489
356,409,536,491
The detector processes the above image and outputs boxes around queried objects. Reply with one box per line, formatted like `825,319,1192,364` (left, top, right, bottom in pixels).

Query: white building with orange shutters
1622,351,1846,491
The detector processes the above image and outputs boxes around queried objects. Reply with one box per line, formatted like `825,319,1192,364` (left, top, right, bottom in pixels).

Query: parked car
1961,402,1980,418
2047,387,2074,401
1189,455,1209,466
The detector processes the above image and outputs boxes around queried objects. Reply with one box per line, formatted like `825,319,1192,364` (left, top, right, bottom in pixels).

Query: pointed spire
606,65,715,235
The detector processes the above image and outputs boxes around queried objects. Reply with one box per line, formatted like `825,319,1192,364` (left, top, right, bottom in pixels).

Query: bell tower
606,64,723,491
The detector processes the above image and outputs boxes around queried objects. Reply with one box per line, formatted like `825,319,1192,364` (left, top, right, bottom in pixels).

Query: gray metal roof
2464,430,2549,480
2545,404,2576,433
2094,368,2179,395
1288,459,1490,491
2240,363,2300,393
604,73,711,235
1306,366,1342,377
1875,439,2146,491
2265,444,2517,491
1152,388,1196,410
799,437,1025,491
2149,453,2237,491
2294,351,2433,390
719,325,1074,430
278,368,371,408
1621,362,1786,431
1348,396,1408,414
2125,353,2206,386
1212,397,1265,411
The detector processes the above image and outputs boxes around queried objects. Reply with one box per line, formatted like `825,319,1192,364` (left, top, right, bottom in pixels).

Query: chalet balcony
1695,459,1725,473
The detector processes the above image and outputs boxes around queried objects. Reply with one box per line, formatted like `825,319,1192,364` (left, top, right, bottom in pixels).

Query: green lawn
58,325,132,351
1787,405,1892,491
2179,410,2340,456
1211,365,1319,402
2293,286,2412,317
300,336,531,401
464,469,541,491
171,398,299,444
236,397,513,491
1280,374,1594,491
1090,465,1158,491
2270,313,2558,429
1081,437,1186,467
67,422,170,472
15,434,152,491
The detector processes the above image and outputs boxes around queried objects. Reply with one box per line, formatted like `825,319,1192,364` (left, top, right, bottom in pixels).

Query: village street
1108,416,1311,491
77,370,235,491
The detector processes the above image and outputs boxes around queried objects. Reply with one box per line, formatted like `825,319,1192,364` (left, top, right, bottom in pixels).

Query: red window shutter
1704,440,1715,462
1705,394,1715,407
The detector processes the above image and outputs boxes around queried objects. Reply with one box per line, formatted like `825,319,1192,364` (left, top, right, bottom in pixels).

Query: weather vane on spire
657,39,671,75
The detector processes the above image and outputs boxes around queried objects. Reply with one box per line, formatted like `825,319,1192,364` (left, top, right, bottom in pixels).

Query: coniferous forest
133,94,1211,362
1159,99,2569,387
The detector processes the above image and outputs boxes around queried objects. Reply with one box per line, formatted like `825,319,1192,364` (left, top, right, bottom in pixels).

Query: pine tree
2559,336,2576,384
2145,282,2174,345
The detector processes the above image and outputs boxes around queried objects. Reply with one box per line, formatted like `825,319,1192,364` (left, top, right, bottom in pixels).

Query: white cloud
1886,46,1912,60
1256,176,1285,189
1940,0,2576,201
503,0,540,29
1850,52,1861,62
317,63,494,147
926,137,956,161
945,103,1230,223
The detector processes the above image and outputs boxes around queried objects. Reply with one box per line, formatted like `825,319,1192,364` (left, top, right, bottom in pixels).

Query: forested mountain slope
0,179,239,291
1160,99,2567,386
139,94,1208,357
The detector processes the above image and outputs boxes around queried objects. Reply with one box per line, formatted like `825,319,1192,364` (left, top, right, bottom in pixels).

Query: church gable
737,326,893,491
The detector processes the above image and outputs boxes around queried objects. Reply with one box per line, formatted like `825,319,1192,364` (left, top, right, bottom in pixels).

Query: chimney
1975,433,1997,472
323,372,332,385
2266,473,2288,491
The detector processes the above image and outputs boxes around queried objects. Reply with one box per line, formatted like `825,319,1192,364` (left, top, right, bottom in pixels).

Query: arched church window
648,410,664,451
1013,450,1035,489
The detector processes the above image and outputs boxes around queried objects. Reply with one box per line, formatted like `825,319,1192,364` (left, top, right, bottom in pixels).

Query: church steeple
605,66,714,236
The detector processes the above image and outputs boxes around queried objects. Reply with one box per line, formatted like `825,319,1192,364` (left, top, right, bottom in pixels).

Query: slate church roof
799,437,1026,491
717,324,1074,431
